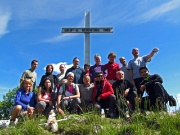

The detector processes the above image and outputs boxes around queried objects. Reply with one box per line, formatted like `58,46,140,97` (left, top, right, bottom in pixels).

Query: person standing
84,63,90,75
56,64,66,90
119,57,131,82
39,64,57,90
128,48,159,97
89,54,107,83
105,52,120,84
65,57,85,84
20,60,38,91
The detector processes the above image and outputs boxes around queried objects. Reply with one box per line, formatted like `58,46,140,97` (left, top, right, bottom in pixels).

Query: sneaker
10,118,18,126
168,96,176,106
106,112,114,119
101,109,105,118
14,118,18,125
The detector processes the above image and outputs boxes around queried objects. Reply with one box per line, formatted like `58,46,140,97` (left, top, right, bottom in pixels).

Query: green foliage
0,86,38,119
0,119,51,135
0,87,18,119
0,88,180,134
0,111,180,134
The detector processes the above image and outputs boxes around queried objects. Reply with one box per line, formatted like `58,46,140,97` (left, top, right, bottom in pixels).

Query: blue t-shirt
65,67,85,84
15,89,35,110
89,64,107,82
128,56,150,79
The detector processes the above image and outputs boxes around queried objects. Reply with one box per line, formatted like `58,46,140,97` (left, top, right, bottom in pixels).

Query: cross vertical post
61,11,113,65
84,11,90,64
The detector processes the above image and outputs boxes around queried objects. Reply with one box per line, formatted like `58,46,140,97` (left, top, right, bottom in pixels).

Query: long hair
20,78,33,91
41,77,53,95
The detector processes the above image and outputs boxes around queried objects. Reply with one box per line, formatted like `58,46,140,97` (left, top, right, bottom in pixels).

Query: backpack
61,83,76,96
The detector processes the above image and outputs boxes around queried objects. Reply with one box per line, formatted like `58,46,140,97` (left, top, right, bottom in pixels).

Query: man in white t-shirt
119,57,131,82
56,64,66,89
20,60,38,91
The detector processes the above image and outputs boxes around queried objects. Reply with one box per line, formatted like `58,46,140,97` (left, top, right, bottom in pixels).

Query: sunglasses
97,75,103,78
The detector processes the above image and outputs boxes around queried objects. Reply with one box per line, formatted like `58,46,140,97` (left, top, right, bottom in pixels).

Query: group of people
10,47,176,125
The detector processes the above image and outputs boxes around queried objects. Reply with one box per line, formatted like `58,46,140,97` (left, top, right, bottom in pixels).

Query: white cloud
2,0,96,21
1,0,180,42
0,86,11,91
43,62,73,73
0,10,11,37
43,33,80,43
175,94,180,111
138,0,180,22
168,93,180,112
176,94,180,104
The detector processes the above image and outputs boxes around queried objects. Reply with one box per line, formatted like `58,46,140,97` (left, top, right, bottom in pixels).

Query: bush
0,87,18,119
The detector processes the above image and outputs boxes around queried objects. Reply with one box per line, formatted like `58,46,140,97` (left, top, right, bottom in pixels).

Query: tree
0,86,38,119
0,87,18,119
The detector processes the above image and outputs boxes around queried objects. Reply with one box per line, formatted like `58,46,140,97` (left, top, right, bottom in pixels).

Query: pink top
66,85,73,94
41,92,51,100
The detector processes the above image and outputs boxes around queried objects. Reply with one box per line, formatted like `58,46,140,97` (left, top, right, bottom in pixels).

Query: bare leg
36,108,44,114
11,105,22,120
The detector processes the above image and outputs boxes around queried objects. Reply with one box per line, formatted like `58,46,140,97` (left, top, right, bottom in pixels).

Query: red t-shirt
105,62,120,80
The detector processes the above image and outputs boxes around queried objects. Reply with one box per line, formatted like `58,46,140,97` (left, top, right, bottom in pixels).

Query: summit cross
61,11,113,64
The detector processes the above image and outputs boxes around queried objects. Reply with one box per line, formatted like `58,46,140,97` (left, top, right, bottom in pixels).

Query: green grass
0,111,179,135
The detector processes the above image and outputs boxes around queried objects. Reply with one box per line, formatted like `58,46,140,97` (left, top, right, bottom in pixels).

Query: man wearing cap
128,48,159,97
65,57,85,84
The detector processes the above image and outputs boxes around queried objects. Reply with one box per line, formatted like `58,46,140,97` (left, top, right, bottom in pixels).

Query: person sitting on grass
139,66,176,111
10,78,36,125
112,71,137,118
57,72,81,115
92,71,117,118
38,64,57,106
79,74,94,112
36,77,55,117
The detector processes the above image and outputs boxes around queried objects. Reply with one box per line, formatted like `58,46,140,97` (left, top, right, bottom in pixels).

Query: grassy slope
0,112,180,135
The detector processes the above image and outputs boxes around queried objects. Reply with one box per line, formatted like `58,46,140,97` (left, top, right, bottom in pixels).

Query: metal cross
61,11,113,64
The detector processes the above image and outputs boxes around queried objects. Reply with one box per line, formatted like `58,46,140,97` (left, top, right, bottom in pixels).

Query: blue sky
0,0,180,109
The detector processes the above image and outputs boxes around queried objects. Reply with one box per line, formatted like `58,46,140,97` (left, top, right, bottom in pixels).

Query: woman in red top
105,52,120,84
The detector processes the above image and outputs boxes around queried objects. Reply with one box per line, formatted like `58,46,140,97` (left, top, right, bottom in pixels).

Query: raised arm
147,48,159,60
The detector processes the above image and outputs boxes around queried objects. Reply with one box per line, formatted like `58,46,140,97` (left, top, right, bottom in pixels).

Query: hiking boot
168,96,176,106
